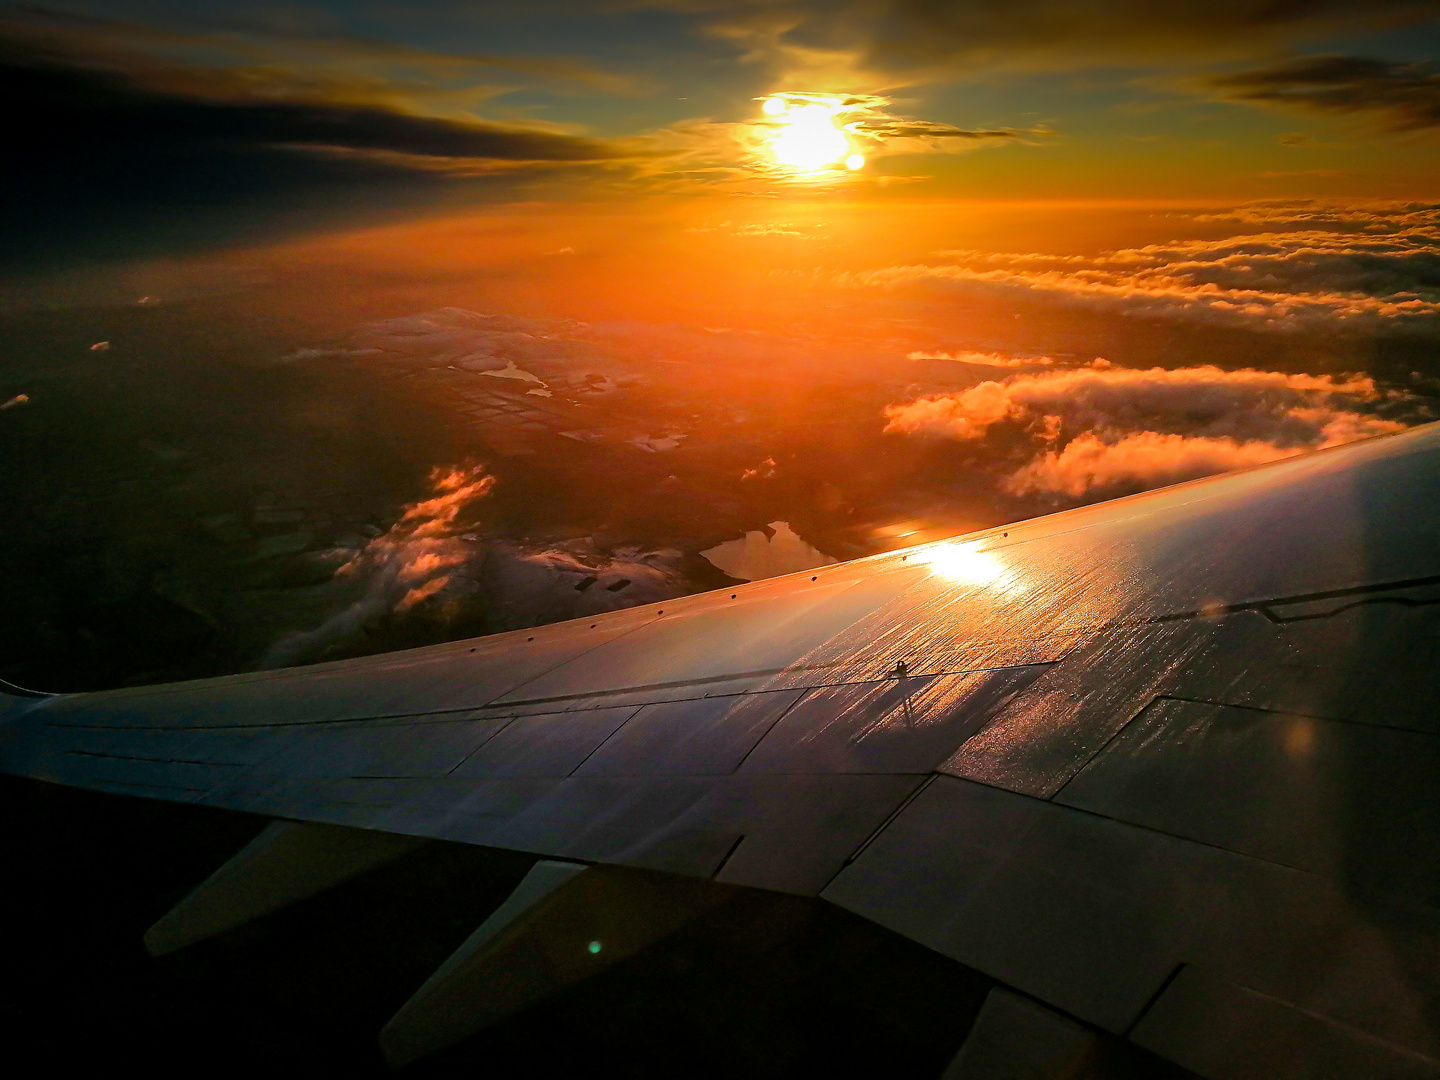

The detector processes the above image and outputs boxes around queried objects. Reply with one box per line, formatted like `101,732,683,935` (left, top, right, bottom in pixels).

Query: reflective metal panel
575,689,806,777
1131,964,1439,1080
246,716,509,780
492,575,911,704
448,706,640,778
827,775,1440,1057
741,667,1048,775
941,621,1203,797
1056,697,1440,905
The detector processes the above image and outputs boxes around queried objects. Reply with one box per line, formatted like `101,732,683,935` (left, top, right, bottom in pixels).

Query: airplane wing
5,424,1440,1077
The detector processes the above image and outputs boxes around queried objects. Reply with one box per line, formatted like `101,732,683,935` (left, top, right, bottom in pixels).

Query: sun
764,97,855,172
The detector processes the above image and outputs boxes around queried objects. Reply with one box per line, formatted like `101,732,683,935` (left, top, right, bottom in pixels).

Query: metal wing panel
8,423,1440,1074
448,706,642,778
573,689,807,777
7,425,1440,1076
824,774,1440,1058
30,608,658,730
940,619,1205,797
1054,696,1440,907
736,667,1047,775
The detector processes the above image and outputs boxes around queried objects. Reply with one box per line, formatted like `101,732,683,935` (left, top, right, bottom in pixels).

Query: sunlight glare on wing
913,541,1024,592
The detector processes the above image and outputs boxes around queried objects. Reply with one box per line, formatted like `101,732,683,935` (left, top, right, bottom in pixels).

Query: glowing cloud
883,360,1417,498
1003,431,1301,497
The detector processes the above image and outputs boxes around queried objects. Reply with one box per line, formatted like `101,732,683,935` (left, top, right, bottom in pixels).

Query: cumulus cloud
262,461,699,668
1003,431,1300,497
885,364,1389,441
263,465,495,666
1206,56,1440,132
843,209,1440,331
883,362,1415,496
1191,201,1440,229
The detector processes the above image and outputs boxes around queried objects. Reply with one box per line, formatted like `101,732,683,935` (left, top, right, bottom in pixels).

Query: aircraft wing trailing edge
5,425,1440,1076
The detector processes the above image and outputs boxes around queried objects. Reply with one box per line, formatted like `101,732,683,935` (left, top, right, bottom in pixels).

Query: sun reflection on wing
913,541,1025,592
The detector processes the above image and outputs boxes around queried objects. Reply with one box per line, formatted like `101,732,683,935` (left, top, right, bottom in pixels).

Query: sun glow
765,98,853,172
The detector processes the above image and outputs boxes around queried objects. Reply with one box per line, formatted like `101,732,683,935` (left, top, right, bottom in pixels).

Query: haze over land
2,1,1438,689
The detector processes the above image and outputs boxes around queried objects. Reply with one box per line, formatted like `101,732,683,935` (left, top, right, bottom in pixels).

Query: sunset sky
7,1,1440,269
3,1,1440,683
7,1,1440,523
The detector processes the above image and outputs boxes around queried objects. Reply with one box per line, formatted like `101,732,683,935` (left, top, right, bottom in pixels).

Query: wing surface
5,424,1440,1074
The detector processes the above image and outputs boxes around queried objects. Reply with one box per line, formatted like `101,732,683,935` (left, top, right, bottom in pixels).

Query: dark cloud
260,464,698,668
868,1,1434,64
851,118,1033,140
12,4,643,93
0,27,633,269
669,0,1437,75
1207,56,1440,132
6,63,626,161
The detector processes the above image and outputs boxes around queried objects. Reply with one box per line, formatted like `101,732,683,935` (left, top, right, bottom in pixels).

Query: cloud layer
843,207,1440,332
884,361,1415,496
1004,431,1301,497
